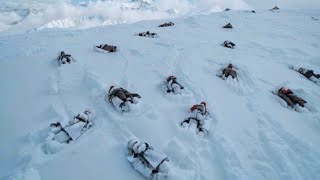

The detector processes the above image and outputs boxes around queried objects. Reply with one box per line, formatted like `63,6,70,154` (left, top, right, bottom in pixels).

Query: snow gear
222,64,237,79
223,23,233,29
270,6,279,11
127,139,170,180
225,8,231,11
49,109,94,143
159,22,174,27
277,87,307,108
138,31,158,38
108,86,141,112
222,40,235,49
181,102,210,136
57,51,73,66
95,44,117,52
166,76,184,94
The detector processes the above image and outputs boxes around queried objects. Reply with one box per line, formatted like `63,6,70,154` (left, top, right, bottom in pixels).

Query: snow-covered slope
1,9,320,180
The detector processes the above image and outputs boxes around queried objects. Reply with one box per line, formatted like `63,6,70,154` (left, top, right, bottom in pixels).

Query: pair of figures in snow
275,66,320,110
107,76,185,112
57,44,117,65
125,104,211,180
137,21,175,38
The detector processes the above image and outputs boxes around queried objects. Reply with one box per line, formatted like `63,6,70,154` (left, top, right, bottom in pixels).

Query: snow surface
1,9,320,180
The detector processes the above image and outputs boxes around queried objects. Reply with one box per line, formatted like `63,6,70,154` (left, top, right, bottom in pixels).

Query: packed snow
1,7,320,180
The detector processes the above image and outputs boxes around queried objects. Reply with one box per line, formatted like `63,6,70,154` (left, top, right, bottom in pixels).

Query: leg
180,118,190,126
53,130,72,143
282,95,294,108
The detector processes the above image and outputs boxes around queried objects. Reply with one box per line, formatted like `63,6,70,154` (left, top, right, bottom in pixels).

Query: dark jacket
109,87,141,102
223,68,237,79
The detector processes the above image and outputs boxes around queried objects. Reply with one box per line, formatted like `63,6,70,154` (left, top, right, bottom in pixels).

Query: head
278,87,286,93
61,51,65,55
201,102,206,107
228,64,233,68
109,85,116,93
167,75,176,81
127,139,138,149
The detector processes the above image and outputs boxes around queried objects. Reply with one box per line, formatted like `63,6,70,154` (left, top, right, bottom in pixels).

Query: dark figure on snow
108,86,141,112
223,23,233,29
181,102,210,135
96,44,117,52
270,6,279,11
222,40,235,49
159,22,174,27
50,109,94,143
278,87,306,108
298,68,320,79
222,64,237,79
127,139,170,179
166,75,184,94
225,8,231,11
138,31,157,38
57,51,73,65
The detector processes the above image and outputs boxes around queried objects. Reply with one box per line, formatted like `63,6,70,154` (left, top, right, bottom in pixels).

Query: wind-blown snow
1,9,320,180
0,0,252,35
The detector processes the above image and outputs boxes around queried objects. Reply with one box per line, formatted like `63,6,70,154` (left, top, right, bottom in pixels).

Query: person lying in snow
221,63,237,79
166,76,184,94
57,51,73,66
127,139,170,180
270,6,279,11
181,102,210,135
223,23,233,29
50,109,94,143
138,31,158,38
222,40,235,49
277,87,307,108
298,68,320,82
95,44,117,52
158,22,174,27
108,86,141,112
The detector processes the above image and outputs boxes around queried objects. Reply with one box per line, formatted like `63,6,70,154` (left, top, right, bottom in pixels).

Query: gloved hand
152,169,159,174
